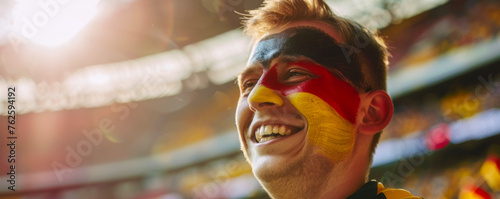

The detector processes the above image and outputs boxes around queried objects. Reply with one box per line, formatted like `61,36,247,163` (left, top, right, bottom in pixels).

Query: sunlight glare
11,0,101,47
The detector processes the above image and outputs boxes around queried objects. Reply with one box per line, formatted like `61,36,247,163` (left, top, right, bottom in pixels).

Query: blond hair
242,0,390,159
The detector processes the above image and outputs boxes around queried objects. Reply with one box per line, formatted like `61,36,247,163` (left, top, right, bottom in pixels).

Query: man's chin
251,153,335,199
251,155,297,182
249,143,314,182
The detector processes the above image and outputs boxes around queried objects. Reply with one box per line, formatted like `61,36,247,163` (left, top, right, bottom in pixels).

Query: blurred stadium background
0,0,499,198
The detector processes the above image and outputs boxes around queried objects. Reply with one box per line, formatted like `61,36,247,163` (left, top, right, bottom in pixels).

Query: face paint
289,93,355,161
249,26,362,87
248,85,284,106
245,26,362,162
259,62,359,123
254,62,360,161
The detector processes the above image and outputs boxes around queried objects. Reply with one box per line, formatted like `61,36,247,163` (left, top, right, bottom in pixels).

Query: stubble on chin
255,152,335,199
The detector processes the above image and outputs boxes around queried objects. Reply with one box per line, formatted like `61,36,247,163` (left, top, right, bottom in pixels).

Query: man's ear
357,90,393,135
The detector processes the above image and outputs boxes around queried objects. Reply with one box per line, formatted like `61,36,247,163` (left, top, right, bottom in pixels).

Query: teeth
255,124,297,143
272,126,279,134
260,127,266,137
279,126,285,135
255,127,263,142
260,137,272,142
264,125,272,135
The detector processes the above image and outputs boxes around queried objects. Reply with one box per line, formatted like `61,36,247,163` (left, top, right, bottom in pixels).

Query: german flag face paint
249,26,363,92
237,25,362,164
255,61,360,161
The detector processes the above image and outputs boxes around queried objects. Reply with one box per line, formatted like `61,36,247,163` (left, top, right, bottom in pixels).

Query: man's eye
285,69,314,83
241,80,258,95
244,81,256,89
289,71,304,77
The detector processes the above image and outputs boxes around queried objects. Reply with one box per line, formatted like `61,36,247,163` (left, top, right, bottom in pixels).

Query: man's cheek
287,92,355,162
236,98,253,126
236,99,253,158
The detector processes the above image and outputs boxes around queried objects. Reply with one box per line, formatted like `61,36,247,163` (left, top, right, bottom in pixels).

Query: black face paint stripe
249,26,362,85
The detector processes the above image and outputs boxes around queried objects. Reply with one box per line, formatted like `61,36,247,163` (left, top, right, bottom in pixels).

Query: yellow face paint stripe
248,85,284,106
288,92,355,162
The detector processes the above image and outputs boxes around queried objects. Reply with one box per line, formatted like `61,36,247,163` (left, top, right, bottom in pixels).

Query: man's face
236,22,361,184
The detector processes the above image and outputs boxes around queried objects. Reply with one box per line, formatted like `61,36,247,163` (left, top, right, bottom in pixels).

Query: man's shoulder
376,182,422,199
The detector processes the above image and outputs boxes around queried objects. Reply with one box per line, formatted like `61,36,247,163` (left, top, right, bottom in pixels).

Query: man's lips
250,121,304,143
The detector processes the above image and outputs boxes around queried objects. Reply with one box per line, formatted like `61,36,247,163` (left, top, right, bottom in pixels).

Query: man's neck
319,134,373,198
260,134,373,198
261,154,368,199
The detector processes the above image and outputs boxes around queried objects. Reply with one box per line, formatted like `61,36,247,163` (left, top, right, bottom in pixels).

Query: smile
254,124,302,143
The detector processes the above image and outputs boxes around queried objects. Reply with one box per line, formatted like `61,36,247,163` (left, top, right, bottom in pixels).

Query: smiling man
235,0,421,198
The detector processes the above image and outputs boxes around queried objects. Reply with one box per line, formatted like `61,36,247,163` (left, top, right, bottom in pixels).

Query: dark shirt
347,181,422,199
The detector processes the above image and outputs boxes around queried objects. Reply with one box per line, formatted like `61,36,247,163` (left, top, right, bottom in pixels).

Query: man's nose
247,85,283,112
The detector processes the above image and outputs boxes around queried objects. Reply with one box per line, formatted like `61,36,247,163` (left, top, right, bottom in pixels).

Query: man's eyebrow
237,65,262,85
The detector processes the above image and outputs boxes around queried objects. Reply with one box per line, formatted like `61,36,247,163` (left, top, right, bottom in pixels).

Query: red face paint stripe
258,61,360,124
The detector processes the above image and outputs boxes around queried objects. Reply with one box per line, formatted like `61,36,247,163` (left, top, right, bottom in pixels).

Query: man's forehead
263,21,344,43
247,22,344,68
247,24,351,75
